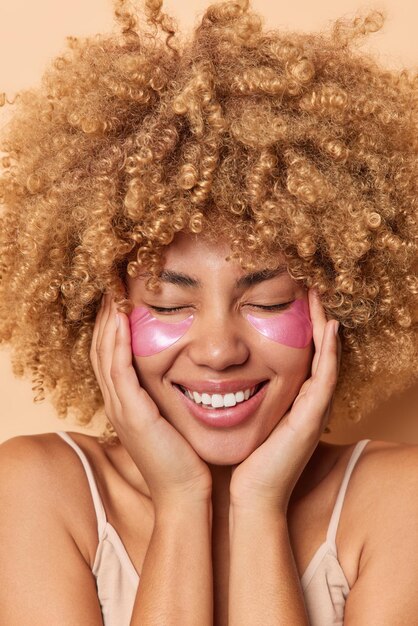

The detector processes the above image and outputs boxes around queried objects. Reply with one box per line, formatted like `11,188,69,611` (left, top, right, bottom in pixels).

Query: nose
187,310,250,371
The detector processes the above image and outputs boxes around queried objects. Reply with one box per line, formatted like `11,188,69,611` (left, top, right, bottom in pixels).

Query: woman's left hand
229,288,341,514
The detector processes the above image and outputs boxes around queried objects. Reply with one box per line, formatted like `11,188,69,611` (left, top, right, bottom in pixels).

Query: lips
180,384,258,408
172,378,267,395
172,380,269,428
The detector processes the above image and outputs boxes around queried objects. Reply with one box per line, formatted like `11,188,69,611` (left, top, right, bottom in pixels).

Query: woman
0,0,417,624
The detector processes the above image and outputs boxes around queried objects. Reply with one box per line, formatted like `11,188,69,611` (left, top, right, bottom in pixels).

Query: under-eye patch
245,298,312,348
129,307,194,356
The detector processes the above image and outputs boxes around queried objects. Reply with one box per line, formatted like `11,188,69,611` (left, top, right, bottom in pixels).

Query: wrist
229,501,289,547
155,497,213,524
229,497,288,533
230,494,288,518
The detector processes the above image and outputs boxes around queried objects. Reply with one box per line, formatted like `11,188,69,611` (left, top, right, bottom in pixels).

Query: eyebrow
235,267,289,288
152,266,289,289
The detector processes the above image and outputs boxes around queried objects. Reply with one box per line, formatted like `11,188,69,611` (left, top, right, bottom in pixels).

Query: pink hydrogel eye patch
129,306,194,356
245,298,312,348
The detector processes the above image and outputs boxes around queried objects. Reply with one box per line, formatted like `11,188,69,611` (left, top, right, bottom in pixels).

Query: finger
336,325,342,373
90,295,104,364
309,290,327,343
283,319,339,444
110,308,162,427
97,292,112,352
97,295,120,408
308,320,339,412
308,288,328,376
90,295,107,393
93,293,117,410
320,322,341,429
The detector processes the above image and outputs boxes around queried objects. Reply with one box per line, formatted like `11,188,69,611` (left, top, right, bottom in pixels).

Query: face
126,232,314,465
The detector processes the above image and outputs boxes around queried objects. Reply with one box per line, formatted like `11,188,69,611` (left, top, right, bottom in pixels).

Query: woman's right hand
89,292,212,511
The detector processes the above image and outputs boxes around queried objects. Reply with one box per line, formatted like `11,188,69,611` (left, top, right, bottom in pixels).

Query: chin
197,450,249,466
186,432,259,466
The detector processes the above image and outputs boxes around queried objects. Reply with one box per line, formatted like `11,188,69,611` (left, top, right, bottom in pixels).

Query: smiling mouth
173,381,268,410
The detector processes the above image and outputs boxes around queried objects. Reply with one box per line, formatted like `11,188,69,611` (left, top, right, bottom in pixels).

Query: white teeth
182,385,261,409
211,394,224,408
201,393,212,405
223,393,237,407
235,391,245,403
192,391,202,404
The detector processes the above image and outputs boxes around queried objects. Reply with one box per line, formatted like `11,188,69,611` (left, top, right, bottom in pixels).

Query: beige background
0,0,417,444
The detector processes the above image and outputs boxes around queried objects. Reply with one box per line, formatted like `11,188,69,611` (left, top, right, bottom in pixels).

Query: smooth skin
1,234,418,624
91,233,339,624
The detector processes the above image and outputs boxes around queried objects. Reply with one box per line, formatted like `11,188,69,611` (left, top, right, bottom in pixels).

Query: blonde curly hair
0,0,416,445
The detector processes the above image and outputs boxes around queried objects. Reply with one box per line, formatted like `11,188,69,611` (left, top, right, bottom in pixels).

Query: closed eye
150,306,191,314
150,302,293,314
250,302,293,311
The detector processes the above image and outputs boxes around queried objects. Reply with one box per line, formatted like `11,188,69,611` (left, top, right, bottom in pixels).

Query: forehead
126,232,293,294
126,233,298,294
162,232,286,271
163,232,232,273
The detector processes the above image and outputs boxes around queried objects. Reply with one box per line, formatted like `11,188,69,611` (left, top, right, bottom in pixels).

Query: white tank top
56,430,370,625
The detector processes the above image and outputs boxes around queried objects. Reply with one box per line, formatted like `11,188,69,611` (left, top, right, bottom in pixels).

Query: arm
227,294,339,625
129,501,213,626
0,436,104,626
343,443,418,625
228,503,309,626
90,294,214,624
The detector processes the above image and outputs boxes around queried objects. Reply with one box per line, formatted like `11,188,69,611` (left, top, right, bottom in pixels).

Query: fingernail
334,321,340,336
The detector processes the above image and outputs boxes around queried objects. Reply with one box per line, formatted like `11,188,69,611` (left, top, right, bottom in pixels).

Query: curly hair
0,0,417,445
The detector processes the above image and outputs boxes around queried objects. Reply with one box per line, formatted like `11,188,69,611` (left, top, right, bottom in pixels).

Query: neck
207,440,332,518
208,463,233,519
105,439,331,516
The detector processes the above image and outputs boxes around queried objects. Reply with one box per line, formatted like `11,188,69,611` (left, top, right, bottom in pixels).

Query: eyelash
150,302,293,313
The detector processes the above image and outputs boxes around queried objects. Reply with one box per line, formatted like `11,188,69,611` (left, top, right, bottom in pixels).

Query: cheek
245,298,312,349
129,306,193,356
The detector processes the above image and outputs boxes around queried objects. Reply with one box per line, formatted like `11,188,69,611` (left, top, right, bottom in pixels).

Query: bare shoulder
341,440,418,621
0,432,99,566
0,430,97,502
353,438,418,500
0,432,65,496
346,438,418,526
0,433,103,624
